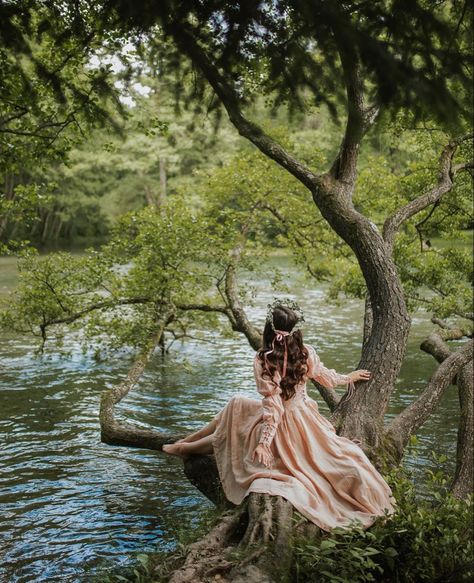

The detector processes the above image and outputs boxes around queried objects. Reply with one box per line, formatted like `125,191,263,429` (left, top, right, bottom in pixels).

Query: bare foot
175,437,194,443
162,443,187,457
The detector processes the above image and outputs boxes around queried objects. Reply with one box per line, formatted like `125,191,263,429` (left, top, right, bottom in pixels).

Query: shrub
292,458,473,583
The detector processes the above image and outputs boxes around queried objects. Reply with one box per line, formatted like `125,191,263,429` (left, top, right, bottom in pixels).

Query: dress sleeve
253,354,285,449
306,344,351,388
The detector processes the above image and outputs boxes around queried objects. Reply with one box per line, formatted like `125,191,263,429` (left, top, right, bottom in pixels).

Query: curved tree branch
223,204,264,350
157,15,320,192
417,324,473,499
386,339,474,453
99,310,176,449
383,134,473,252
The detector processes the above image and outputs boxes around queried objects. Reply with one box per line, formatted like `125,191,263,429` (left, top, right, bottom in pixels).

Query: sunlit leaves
1,197,233,353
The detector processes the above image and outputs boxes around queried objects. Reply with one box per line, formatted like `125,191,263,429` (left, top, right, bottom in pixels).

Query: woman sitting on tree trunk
163,299,396,531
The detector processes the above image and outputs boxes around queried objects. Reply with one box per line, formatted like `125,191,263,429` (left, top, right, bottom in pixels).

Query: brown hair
257,306,309,401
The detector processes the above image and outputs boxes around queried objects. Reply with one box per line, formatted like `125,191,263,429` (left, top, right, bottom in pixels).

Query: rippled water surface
0,255,461,582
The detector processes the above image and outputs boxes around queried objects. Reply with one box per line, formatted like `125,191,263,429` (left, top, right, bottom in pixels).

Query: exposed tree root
160,492,318,583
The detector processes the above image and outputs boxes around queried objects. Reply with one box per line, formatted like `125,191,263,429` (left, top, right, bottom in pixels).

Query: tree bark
451,359,473,499
385,339,473,459
362,293,373,348
414,328,473,499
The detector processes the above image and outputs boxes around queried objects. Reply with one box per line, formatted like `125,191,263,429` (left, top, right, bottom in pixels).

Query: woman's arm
252,355,285,466
306,344,372,388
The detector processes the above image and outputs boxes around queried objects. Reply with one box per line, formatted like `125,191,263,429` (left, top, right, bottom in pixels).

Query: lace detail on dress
253,355,285,449
259,423,277,447
253,345,350,448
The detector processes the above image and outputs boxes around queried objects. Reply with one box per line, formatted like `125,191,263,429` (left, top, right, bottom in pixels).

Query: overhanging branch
158,16,320,192
386,339,473,450
383,134,473,252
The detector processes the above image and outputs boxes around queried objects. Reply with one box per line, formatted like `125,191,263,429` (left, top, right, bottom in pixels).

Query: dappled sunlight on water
0,255,461,582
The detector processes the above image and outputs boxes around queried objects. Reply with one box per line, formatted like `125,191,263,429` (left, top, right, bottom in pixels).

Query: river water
0,254,461,582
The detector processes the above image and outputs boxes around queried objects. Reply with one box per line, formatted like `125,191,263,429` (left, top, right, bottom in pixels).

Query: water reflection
0,255,461,582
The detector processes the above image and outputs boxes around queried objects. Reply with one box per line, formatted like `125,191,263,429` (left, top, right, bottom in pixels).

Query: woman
163,299,396,531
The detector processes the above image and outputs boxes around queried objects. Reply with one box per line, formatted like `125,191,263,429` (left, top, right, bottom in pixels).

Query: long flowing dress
211,343,396,531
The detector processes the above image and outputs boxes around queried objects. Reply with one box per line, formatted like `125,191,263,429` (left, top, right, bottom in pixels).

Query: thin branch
163,328,219,350
223,203,264,350
175,302,229,315
0,107,29,127
414,200,440,252
383,134,473,252
43,297,153,327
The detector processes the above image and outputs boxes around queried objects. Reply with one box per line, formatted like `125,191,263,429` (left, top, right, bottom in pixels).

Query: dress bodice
253,343,351,447
282,380,309,410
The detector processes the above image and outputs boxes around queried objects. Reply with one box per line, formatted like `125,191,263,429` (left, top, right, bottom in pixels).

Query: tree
0,1,125,251
1,1,472,581
2,134,472,581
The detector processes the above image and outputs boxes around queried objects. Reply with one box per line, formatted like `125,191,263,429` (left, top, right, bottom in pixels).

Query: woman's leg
175,417,218,443
163,433,214,458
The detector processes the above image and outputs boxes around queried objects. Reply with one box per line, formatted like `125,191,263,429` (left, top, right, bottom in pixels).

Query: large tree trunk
452,359,473,499
317,179,411,450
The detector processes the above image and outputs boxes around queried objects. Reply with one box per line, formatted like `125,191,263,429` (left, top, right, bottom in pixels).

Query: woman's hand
252,443,274,468
349,369,372,382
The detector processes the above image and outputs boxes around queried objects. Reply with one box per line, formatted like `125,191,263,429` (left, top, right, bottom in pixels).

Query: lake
0,253,462,582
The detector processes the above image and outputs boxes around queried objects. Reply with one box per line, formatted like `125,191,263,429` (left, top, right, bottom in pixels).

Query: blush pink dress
211,343,396,531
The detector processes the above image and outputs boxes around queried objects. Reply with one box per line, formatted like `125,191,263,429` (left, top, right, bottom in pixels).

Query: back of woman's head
257,305,309,400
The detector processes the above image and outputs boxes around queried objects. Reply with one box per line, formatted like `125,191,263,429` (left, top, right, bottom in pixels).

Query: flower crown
265,297,305,336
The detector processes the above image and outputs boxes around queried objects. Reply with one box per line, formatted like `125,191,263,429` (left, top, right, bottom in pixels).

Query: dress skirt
211,393,396,532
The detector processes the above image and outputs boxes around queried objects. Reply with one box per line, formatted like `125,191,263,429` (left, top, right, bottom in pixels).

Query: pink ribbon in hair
264,329,290,378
